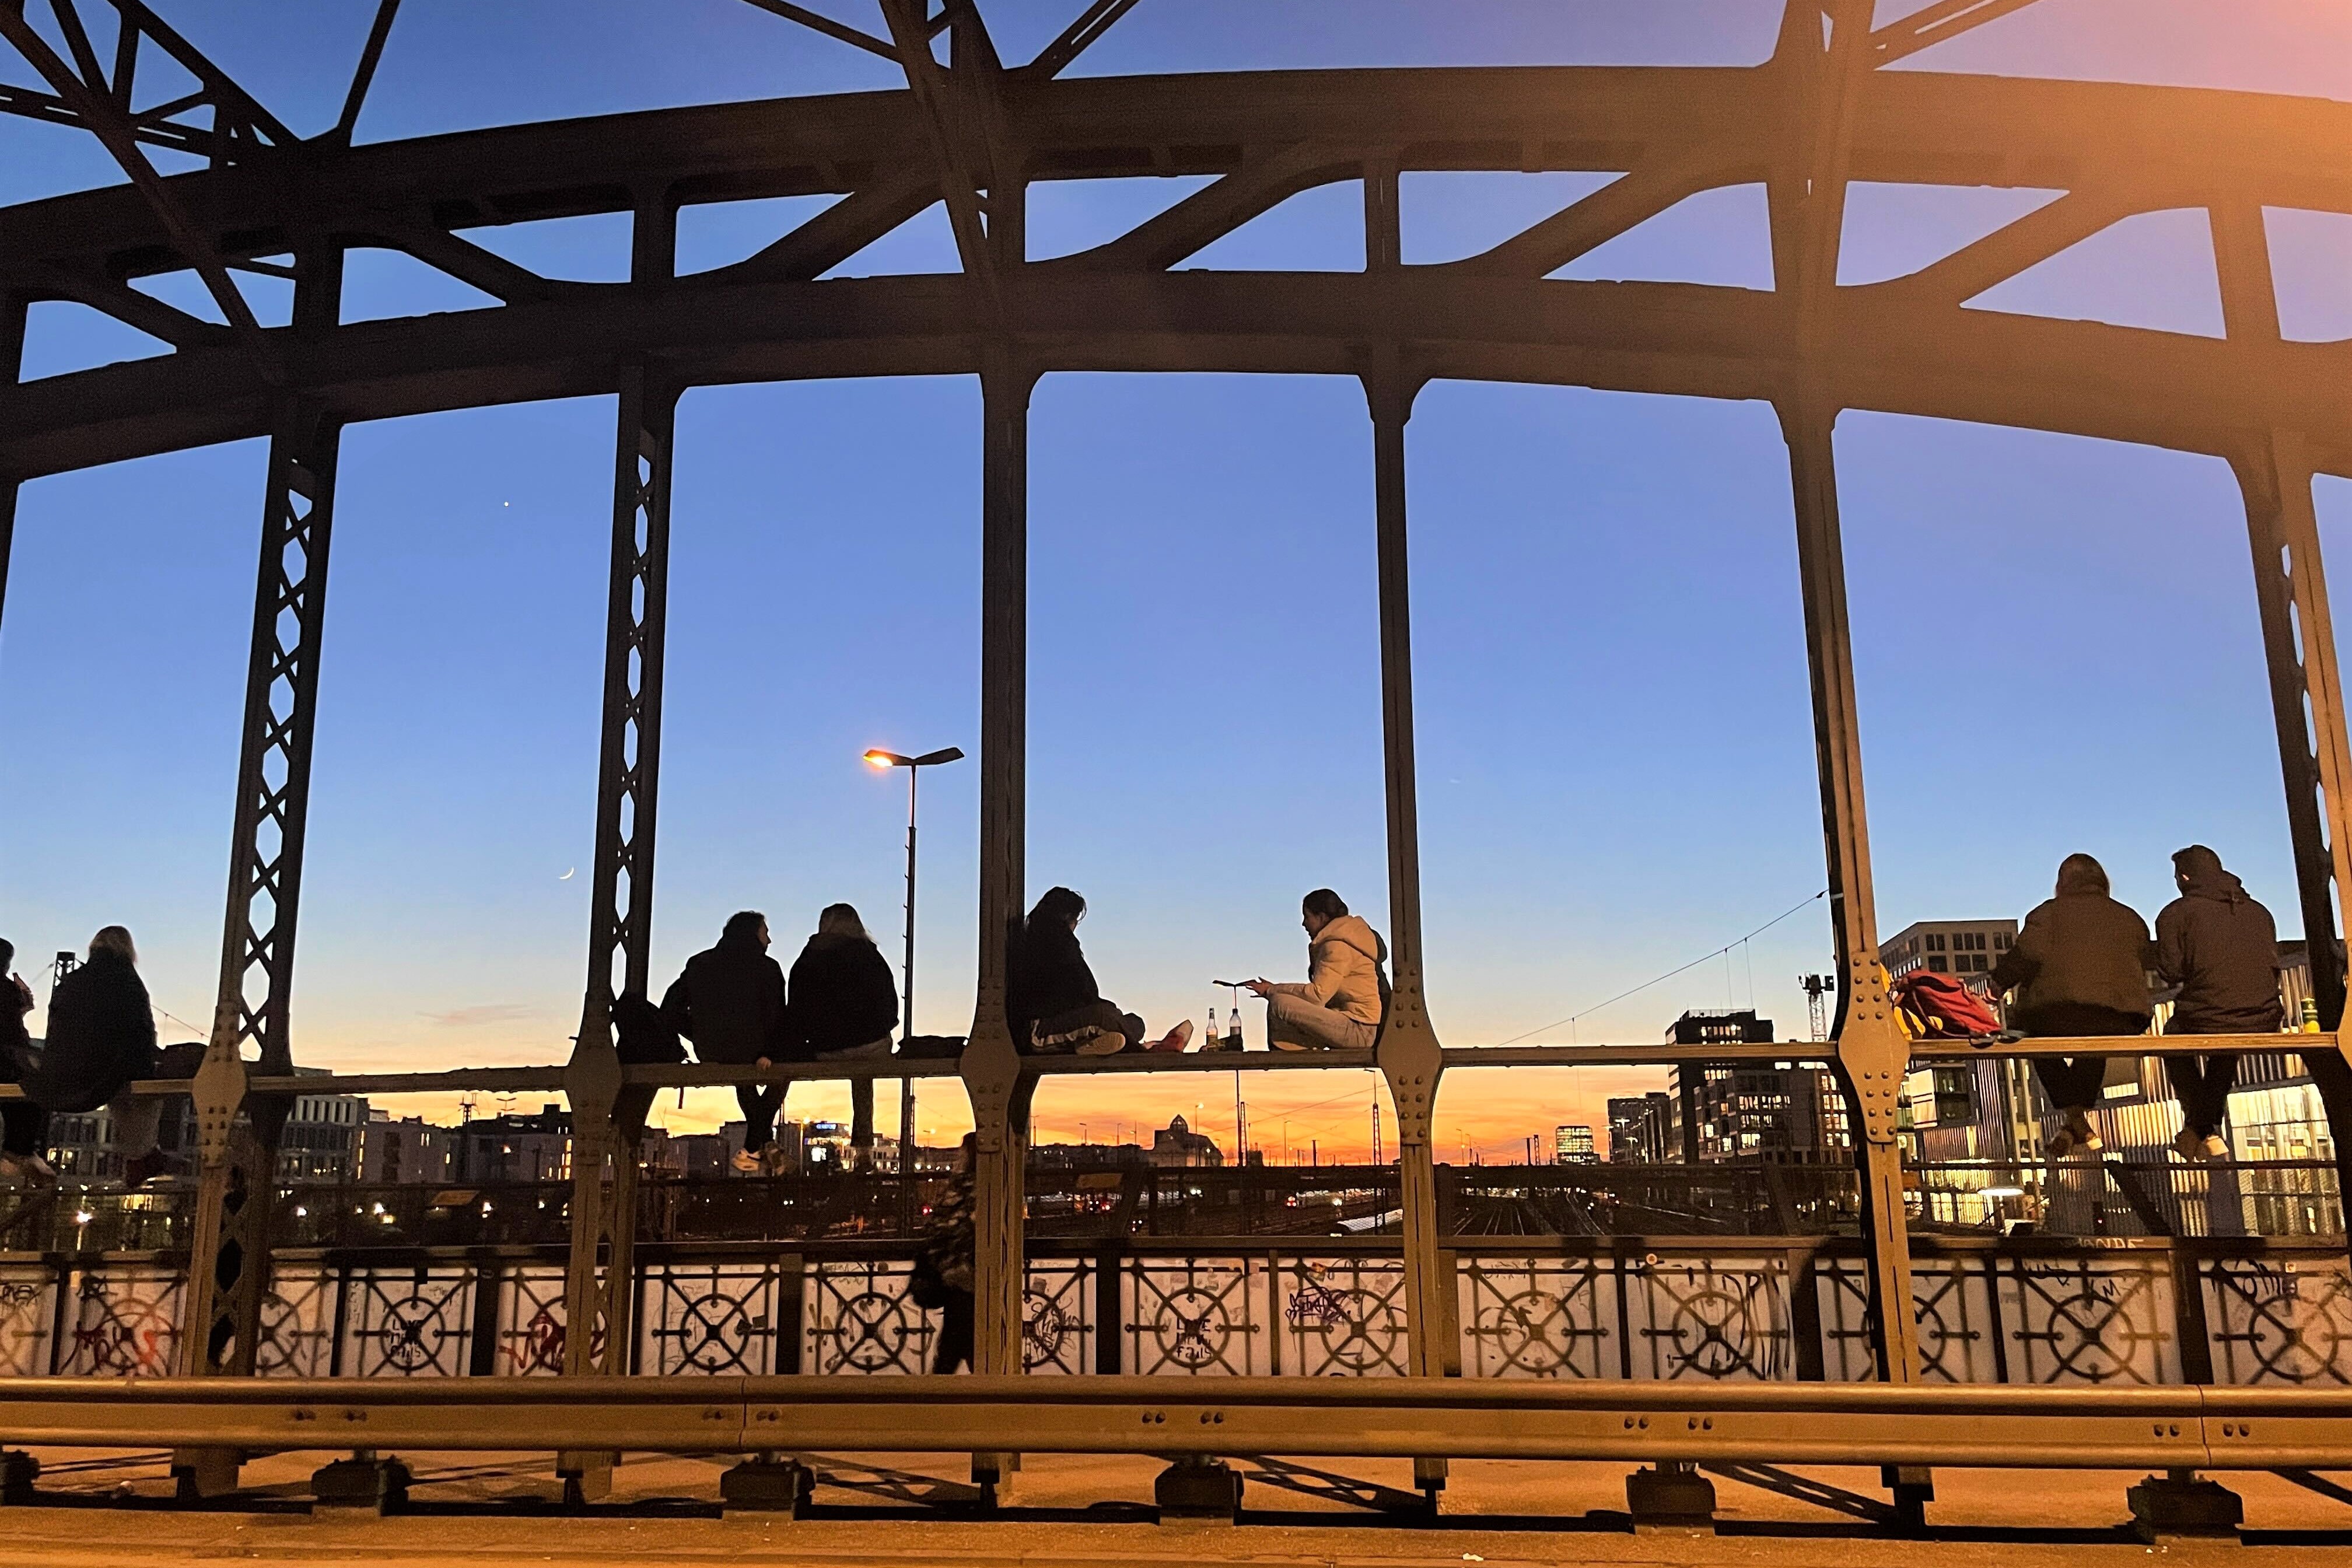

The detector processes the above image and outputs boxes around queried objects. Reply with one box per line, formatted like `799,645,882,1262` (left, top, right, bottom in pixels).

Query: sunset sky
2,1,2348,1162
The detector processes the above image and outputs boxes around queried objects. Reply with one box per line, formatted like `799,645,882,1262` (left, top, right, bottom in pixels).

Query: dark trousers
2164,1054,2238,1137
1,1101,46,1158
2024,1004,2147,1114
933,1287,974,1374
737,1083,784,1151
2032,1057,2109,1115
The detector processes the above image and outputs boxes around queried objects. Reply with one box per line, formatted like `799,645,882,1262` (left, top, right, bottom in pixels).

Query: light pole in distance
864,745,964,1176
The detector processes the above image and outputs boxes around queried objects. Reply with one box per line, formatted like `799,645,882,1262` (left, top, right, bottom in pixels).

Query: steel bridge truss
1,0,2348,1522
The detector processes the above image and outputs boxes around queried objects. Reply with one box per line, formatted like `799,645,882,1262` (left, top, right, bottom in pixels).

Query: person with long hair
1007,887,1188,1055
28,928,167,1184
785,903,898,1168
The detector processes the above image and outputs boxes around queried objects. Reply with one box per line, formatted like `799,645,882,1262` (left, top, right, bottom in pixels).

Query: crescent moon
559,867,576,881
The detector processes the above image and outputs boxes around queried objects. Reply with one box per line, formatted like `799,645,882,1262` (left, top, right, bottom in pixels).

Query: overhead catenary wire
1491,890,1828,1047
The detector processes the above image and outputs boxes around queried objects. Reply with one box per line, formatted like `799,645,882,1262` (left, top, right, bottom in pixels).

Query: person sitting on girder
785,903,898,1170
1986,853,2155,1158
1008,887,1189,1055
1241,888,1389,1052
26,927,170,1185
2156,845,2283,1163
662,910,792,1172
0,939,52,1184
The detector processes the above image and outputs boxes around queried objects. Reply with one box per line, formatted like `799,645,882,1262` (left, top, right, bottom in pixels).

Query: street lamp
864,745,964,1177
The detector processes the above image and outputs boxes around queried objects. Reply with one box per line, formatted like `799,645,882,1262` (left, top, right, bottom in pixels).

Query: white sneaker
731,1146,764,1173
1074,1030,1128,1056
2203,1135,2229,1160
2174,1127,2207,1161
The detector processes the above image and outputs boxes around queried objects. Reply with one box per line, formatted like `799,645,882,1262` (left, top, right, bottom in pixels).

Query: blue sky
2,2,2348,1157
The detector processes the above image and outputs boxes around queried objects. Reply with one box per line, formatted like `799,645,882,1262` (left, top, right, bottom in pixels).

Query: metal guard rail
0,1031,2322,1100
2,1375,2346,1471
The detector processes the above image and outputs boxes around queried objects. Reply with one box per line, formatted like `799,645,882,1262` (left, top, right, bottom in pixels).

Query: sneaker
759,1140,788,1175
732,1145,764,1173
2203,1134,2230,1160
2064,1113,2102,1156
2174,1126,2207,1161
1073,1030,1128,1056
1149,1020,1194,1053
2045,1126,2075,1160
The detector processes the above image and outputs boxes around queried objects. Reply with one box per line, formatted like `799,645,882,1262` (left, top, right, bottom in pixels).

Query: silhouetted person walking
919,1133,978,1373
663,911,790,1172
2156,845,2283,1161
1987,855,2154,1158
787,904,898,1166
29,928,167,1184
0,939,51,1183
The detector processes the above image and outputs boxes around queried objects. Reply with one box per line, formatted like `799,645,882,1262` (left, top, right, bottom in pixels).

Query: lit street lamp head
863,746,965,769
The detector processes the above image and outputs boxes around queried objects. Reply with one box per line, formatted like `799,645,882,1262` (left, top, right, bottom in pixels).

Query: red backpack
1891,970,2004,1040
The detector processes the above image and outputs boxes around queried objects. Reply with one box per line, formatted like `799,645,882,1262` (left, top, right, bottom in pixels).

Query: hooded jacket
2156,846,2283,1035
26,950,156,1114
1986,855,2154,1034
788,931,900,1055
661,932,790,1065
1303,914,1390,1027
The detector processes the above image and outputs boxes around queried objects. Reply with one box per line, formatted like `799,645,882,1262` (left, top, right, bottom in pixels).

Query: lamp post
864,745,964,1177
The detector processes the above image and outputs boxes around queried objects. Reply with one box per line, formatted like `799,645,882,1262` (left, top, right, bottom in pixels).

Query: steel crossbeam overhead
2,0,2349,1518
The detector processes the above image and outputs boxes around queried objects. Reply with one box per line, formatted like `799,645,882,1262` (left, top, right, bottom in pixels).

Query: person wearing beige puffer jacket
1245,889,1390,1051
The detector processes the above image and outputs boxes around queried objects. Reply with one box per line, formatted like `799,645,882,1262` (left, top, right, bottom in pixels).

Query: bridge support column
2219,201,2352,1252
561,348,677,1402
1,289,20,638
1364,351,1449,1504
962,352,1036,1497
1780,399,1919,1387
174,253,348,1497
176,387,344,1480
559,190,680,1405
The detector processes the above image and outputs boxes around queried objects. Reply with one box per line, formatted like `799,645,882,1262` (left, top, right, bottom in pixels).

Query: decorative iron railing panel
5,1237,2347,1386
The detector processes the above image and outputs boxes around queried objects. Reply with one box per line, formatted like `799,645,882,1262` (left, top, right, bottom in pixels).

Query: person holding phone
1242,888,1389,1052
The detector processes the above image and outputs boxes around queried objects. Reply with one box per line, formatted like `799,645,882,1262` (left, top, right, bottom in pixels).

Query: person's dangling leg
850,1078,874,1166
934,1287,974,1374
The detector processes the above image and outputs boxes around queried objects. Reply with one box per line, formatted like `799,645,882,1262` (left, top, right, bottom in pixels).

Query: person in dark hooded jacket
662,911,790,1172
28,927,168,1184
786,904,899,1166
2156,845,2281,1160
1986,854,2154,1158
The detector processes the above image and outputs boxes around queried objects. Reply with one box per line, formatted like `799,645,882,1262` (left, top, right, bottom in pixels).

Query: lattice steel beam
1019,0,1143,81
0,0,294,159
1869,0,2049,67
562,200,677,1391
174,250,345,1427
0,2,278,380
